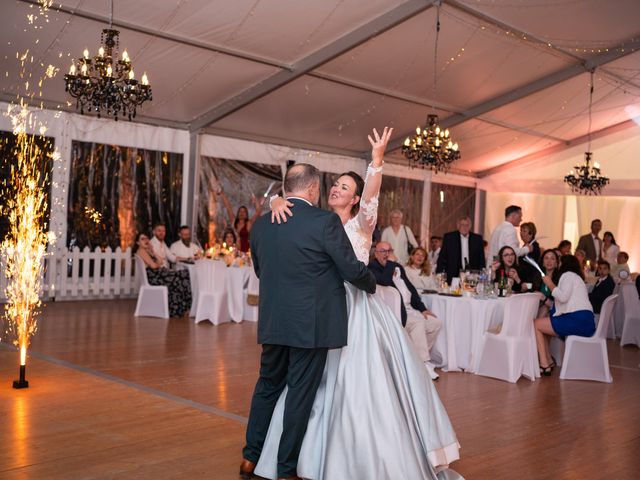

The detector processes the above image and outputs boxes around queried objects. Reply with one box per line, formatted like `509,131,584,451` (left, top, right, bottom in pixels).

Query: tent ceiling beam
445,0,640,93
384,34,640,154
477,118,638,178
0,92,190,130
17,0,289,70
310,71,566,142
188,0,437,132
202,126,369,160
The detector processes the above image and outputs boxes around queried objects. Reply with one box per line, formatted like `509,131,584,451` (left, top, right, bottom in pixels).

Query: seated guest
557,240,572,256
611,251,631,280
405,247,436,290
436,216,485,284
170,225,202,261
150,223,176,268
369,241,442,380
134,232,192,317
221,228,240,251
589,260,615,314
534,255,595,375
492,245,539,293
538,249,560,317
519,222,541,264
574,249,587,271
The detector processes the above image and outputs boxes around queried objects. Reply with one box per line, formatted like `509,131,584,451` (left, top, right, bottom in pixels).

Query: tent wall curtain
484,192,639,272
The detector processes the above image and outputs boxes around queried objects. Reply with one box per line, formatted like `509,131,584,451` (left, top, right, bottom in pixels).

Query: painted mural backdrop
198,157,282,248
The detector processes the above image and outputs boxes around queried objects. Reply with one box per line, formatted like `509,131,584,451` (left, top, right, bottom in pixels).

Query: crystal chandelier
64,0,152,120
402,1,460,173
402,114,460,171
563,70,609,195
564,152,609,195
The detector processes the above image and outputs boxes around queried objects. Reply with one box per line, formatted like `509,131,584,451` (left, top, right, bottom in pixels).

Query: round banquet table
421,294,508,373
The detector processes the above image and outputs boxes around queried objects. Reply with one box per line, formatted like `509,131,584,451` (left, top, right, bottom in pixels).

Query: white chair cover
476,293,540,383
376,285,402,323
133,256,169,319
194,259,230,325
243,268,260,322
560,294,618,383
620,284,640,347
226,266,250,323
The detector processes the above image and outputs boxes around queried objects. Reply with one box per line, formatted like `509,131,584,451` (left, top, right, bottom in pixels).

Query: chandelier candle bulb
404,138,410,147
141,73,148,85
106,65,112,77
128,70,134,80
98,47,104,57
81,63,87,75
69,64,76,75
83,48,89,59
122,50,129,62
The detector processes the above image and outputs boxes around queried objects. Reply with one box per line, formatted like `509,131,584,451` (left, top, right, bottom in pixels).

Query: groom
240,163,376,480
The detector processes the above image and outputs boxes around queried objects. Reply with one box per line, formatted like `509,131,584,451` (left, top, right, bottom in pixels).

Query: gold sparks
84,206,102,224
1,101,55,365
45,64,58,78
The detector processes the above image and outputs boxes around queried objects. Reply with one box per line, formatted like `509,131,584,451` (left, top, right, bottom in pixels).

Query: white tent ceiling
2,0,640,180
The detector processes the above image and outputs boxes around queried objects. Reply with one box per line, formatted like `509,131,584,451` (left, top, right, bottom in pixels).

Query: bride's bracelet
367,162,383,175
268,194,280,209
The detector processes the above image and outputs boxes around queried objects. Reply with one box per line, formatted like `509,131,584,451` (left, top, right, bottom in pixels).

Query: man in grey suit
576,218,603,266
240,163,376,480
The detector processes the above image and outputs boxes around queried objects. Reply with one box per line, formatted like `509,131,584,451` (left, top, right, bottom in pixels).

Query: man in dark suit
436,216,485,284
369,241,441,380
576,218,603,267
589,260,615,314
240,163,376,480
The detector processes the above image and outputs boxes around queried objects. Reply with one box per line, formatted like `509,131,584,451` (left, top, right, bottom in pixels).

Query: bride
254,127,462,479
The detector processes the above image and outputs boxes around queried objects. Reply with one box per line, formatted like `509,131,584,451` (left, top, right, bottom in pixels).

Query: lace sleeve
357,162,383,234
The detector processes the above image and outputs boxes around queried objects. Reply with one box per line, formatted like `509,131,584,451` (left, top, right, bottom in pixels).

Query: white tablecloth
421,294,508,372
188,260,251,323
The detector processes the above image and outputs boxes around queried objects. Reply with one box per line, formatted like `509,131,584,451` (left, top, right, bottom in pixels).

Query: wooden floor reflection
0,299,639,479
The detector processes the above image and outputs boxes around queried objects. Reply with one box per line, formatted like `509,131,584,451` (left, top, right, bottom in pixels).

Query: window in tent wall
429,182,476,238
66,141,183,250
0,130,54,242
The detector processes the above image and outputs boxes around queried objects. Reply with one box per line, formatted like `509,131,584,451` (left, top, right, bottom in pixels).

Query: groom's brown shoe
239,459,256,479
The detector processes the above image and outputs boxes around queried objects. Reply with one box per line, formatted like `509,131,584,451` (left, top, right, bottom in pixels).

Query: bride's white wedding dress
254,164,462,479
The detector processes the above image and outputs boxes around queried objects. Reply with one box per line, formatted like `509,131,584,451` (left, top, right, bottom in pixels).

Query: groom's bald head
284,163,320,205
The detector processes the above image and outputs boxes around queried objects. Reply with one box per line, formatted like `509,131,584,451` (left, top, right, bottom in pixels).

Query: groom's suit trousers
244,344,328,477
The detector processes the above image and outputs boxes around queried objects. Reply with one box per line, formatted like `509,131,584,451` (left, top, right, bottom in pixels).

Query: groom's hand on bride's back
270,197,294,224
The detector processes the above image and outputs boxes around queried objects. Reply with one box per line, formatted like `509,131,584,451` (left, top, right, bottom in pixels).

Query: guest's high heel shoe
540,358,556,376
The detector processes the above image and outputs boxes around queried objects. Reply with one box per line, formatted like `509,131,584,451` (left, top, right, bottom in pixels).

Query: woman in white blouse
533,254,595,375
405,247,437,290
601,231,619,265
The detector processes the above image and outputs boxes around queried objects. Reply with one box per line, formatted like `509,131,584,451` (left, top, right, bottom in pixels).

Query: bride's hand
368,126,394,165
271,197,294,224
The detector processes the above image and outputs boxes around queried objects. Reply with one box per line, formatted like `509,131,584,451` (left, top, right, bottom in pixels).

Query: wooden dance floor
1,299,639,479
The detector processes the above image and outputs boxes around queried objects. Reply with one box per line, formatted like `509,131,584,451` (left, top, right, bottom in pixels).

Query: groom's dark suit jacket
250,198,376,349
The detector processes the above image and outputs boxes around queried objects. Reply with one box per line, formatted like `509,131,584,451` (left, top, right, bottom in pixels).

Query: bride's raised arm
357,127,393,234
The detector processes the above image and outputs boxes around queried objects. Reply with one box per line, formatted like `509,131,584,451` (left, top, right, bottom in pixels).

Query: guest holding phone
533,255,595,375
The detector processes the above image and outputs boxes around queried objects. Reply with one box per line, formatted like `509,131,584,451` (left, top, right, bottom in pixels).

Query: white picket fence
0,247,140,301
